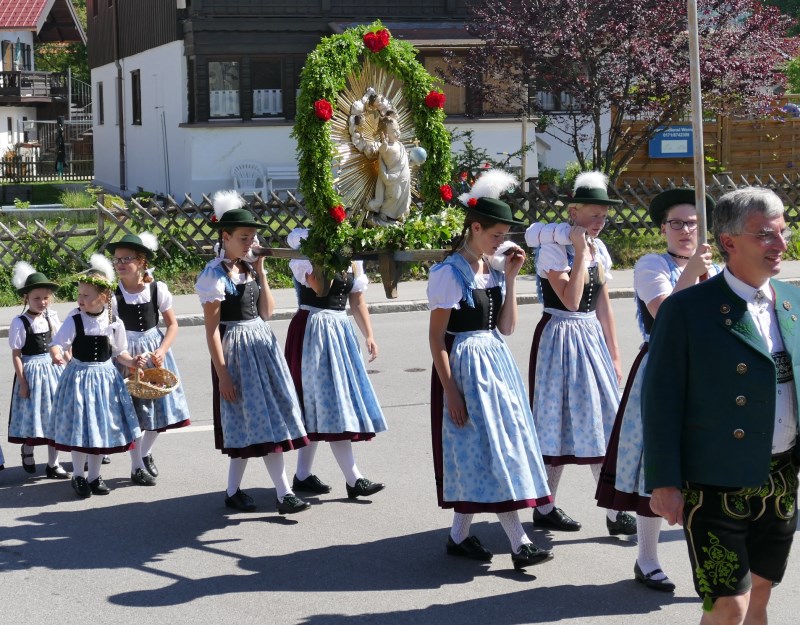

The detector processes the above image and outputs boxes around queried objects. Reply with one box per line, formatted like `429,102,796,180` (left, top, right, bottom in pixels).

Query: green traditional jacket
642,272,800,490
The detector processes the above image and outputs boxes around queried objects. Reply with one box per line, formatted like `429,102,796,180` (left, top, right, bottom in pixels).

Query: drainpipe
113,0,126,191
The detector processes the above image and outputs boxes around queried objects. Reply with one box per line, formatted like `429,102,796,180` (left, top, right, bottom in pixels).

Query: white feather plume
458,169,518,205
213,190,246,220
573,171,609,194
138,231,159,252
89,253,115,283
12,261,36,290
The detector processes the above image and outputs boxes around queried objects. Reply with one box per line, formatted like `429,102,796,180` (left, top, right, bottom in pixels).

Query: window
251,59,282,117
7,117,12,142
131,70,141,125
423,56,466,115
209,61,240,118
92,0,98,17
97,82,104,125
535,90,575,113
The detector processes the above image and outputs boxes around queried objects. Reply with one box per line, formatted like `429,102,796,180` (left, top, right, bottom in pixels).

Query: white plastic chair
231,161,269,197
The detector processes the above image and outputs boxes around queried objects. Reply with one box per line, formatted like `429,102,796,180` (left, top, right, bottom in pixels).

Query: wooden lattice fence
3,175,800,273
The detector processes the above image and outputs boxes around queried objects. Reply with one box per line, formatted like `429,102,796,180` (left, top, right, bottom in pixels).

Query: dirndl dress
284,260,387,441
50,310,141,454
113,281,191,432
8,311,64,446
196,260,308,458
528,239,620,465
596,253,714,515
428,254,551,513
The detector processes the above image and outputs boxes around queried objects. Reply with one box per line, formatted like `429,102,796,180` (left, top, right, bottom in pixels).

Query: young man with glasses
643,187,800,625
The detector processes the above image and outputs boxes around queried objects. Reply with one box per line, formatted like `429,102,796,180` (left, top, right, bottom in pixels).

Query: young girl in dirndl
527,171,634,536
8,263,68,479
108,232,191,486
196,191,310,515
595,188,717,591
49,255,146,498
284,228,386,500
429,184,552,570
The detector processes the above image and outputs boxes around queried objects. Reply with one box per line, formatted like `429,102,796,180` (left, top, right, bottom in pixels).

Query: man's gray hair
713,187,785,260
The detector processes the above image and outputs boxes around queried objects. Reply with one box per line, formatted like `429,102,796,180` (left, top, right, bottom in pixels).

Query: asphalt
4,260,800,333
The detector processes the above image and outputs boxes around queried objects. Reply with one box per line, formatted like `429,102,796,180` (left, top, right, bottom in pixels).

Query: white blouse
427,263,499,310
289,259,369,294
195,259,255,304
111,280,174,315
51,307,129,357
8,310,62,350
536,239,613,280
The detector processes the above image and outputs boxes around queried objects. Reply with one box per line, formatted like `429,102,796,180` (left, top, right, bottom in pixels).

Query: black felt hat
17,272,59,295
106,233,157,258
559,171,622,206
210,207,268,229
649,188,716,226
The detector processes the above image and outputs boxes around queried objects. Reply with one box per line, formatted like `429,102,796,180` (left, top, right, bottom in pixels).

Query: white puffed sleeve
109,318,129,356
634,254,673,305
195,264,226,304
535,243,570,278
351,261,369,294
289,259,313,286
156,281,174,312
50,312,78,350
427,264,463,310
8,317,26,350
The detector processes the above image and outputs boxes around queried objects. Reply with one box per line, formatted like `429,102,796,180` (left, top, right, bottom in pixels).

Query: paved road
0,294,798,624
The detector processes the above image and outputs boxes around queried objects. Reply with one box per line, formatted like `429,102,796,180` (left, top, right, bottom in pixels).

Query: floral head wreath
74,254,116,291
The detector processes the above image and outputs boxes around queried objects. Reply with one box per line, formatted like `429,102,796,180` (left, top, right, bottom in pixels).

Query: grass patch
59,189,94,209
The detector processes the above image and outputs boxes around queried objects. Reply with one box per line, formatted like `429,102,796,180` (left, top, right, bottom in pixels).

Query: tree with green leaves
34,0,88,82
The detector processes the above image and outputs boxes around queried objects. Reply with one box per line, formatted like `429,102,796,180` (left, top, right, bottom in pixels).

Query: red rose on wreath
210,214,218,222
468,198,478,208
314,99,333,121
363,29,390,52
424,91,446,109
440,185,453,202
329,204,346,223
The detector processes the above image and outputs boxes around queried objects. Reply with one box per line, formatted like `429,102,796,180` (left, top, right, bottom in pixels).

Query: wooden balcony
0,71,68,103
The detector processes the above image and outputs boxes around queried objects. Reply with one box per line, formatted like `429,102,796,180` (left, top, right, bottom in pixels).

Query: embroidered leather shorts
682,454,799,603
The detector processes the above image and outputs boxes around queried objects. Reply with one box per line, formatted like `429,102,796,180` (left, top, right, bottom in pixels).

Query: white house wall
0,106,37,154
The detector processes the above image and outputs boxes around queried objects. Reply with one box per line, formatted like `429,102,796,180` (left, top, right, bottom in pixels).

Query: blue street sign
648,126,694,158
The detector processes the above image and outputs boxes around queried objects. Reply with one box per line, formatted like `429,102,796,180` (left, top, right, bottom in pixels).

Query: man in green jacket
643,187,800,625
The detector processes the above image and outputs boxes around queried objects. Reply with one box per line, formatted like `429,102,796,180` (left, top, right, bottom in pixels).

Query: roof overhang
0,0,86,45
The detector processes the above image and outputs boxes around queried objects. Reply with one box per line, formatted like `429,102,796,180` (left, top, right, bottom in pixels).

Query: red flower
468,198,478,208
483,162,491,168
314,99,333,121
459,171,468,181
210,214,218,222
363,28,390,52
424,91,446,109
440,185,453,202
329,204,346,223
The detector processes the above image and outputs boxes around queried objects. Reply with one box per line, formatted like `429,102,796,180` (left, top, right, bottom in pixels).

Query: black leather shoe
71,476,92,498
225,489,256,512
45,464,71,480
512,543,554,570
533,507,582,531
21,449,36,474
89,477,111,495
446,535,493,561
101,455,111,465
607,511,637,537
634,562,676,592
277,494,311,515
142,454,159,478
346,478,385,499
131,468,157,486
293,473,332,494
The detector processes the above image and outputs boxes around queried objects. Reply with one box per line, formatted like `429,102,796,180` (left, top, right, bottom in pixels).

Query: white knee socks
263,453,291,501
497,511,532,553
86,454,103,482
295,441,319,481
226,457,248,497
537,465,565,516
637,515,667,580
71,451,87,477
139,431,159,458
129,436,146,472
330,440,363,487
450,512,474,544
47,446,59,469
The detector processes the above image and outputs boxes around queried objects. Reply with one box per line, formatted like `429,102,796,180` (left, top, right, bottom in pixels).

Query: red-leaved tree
452,0,795,181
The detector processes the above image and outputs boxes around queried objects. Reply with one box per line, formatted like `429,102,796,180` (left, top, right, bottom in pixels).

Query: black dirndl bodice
71,314,112,362
446,286,502,333
19,315,51,356
115,282,159,332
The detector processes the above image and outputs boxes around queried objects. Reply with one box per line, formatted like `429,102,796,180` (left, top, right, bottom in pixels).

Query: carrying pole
687,0,708,244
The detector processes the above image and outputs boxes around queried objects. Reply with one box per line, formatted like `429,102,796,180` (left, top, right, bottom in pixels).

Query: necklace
84,308,104,318
667,250,690,260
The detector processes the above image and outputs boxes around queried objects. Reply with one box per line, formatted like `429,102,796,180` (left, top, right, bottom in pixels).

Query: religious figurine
367,115,411,225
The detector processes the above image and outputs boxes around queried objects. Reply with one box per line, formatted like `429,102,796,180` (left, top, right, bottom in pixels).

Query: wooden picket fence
2,173,800,273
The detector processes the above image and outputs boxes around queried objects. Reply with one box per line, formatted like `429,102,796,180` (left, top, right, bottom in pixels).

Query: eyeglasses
740,229,793,245
111,255,138,266
665,219,699,232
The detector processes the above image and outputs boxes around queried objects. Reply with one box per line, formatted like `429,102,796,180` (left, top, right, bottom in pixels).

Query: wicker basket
125,367,180,400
